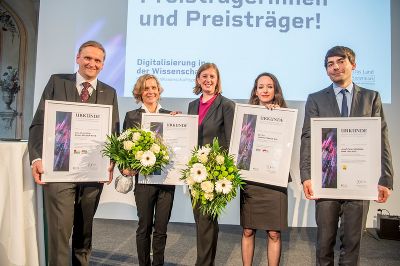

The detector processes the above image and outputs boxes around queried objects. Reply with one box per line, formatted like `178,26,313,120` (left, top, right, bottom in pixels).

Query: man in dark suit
300,46,393,265
28,40,119,266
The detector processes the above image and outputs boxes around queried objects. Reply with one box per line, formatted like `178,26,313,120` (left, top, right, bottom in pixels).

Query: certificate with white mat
138,113,198,185
229,103,297,187
311,117,381,200
42,100,112,182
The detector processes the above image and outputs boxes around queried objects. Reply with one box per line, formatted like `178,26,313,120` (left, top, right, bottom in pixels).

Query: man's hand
32,160,45,185
302,179,318,200
376,185,391,203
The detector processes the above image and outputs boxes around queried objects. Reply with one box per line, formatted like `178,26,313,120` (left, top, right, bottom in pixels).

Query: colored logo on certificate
342,164,347,170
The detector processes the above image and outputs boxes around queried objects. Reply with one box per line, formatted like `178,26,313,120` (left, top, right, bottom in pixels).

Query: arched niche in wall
0,1,26,139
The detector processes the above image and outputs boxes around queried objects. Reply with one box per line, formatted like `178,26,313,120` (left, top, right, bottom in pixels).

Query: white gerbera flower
216,155,225,165
117,130,130,141
132,132,141,142
135,150,144,160
123,140,134,151
190,163,207,183
201,181,214,193
204,192,214,201
150,143,160,154
197,146,211,157
215,179,232,194
140,151,156,166
198,153,208,164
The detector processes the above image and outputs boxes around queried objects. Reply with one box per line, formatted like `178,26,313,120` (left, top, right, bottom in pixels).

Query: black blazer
188,94,235,150
123,107,171,130
300,84,393,189
28,73,120,162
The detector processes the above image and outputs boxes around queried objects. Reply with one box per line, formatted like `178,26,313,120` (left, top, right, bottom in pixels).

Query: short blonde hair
132,74,164,103
193,63,222,95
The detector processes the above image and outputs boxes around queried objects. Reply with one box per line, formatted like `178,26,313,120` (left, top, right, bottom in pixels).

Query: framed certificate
311,117,381,200
139,113,198,185
41,100,112,182
229,103,297,187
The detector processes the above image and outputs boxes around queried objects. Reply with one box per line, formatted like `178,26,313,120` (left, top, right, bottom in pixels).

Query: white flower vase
2,90,15,110
114,175,134,194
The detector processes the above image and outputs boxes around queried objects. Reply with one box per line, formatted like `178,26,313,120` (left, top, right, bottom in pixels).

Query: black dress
240,181,288,231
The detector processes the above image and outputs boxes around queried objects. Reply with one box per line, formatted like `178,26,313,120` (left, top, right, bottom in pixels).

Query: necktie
340,89,348,117
81,82,91,102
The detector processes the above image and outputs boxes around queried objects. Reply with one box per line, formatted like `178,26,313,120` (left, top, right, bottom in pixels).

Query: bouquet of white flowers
103,127,170,179
181,138,244,219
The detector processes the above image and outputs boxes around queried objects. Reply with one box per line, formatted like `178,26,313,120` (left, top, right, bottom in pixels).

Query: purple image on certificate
150,122,163,138
321,128,337,188
237,114,257,170
150,122,163,175
53,111,72,171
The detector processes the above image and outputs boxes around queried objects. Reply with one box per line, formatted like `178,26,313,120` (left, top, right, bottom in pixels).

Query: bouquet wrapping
181,138,244,219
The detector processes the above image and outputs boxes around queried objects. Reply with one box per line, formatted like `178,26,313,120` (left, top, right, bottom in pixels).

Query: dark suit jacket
188,94,235,150
28,73,120,162
300,84,393,189
123,108,171,130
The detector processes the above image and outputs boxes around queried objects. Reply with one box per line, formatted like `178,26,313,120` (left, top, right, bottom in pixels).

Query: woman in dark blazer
121,74,175,266
187,63,235,266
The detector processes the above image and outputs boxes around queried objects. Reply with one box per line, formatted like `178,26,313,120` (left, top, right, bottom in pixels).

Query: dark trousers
315,199,366,266
43,182,103,266
192,204,219,266
134,184,175,266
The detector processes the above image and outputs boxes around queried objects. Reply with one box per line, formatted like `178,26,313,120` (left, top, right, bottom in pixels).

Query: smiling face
141,78,160,106
255,75,275,105
196,67,218,97
326,56,356,87
76,46,105,81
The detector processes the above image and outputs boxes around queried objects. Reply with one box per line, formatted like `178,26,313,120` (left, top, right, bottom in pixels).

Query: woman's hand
265,103,280,110
120,168,137,177
169,111,182,115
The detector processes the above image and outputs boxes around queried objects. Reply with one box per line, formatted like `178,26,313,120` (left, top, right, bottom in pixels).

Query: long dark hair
248,72,287,108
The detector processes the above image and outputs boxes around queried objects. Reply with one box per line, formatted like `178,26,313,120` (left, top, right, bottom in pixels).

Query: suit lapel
325,85,341,116
189,99,200,115
350,84,361,117
201,94,221,125
65,74,77,102
95,81,107,104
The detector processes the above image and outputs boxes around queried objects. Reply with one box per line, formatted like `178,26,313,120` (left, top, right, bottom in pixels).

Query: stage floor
90,218,400,265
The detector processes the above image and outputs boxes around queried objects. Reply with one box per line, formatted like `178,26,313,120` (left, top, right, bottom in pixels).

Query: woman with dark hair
188,63,235,266
121,74,175,266
241,72,289,266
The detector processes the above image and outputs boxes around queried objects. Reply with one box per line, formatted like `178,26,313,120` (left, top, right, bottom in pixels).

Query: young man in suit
300,46,393,265
29,40,119,266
